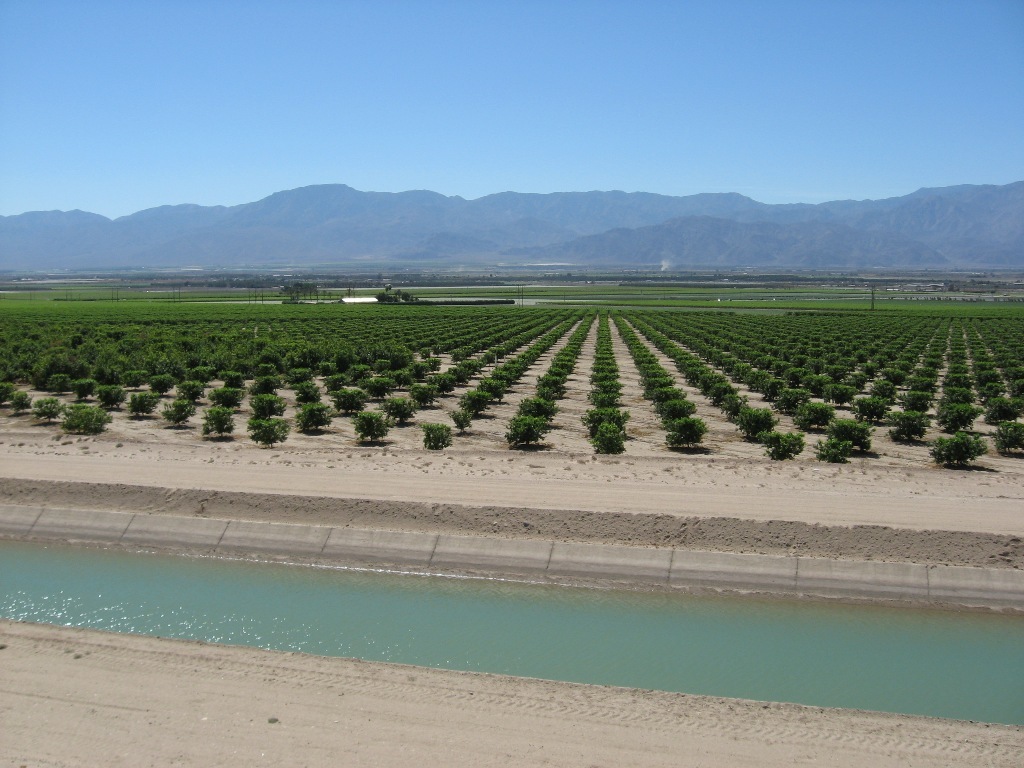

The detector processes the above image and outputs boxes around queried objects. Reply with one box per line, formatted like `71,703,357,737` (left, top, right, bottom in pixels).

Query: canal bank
3,504,1022,609
4,619,1021,768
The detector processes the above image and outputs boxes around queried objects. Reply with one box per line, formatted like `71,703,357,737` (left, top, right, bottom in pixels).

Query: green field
3,278,1022,316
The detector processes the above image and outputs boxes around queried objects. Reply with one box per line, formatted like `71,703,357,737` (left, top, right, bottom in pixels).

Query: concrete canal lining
2,504,1022,610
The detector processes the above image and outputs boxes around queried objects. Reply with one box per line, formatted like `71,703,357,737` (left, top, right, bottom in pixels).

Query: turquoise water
2,540,1022,724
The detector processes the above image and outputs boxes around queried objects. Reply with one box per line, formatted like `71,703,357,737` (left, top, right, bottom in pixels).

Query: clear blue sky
1,0,1022,218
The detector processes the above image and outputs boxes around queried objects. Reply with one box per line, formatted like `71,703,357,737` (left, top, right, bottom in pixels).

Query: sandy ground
2,318,1024,766
3,620,1022,768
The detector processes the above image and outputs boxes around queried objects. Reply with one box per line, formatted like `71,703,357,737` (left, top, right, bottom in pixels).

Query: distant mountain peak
1,181,1020,270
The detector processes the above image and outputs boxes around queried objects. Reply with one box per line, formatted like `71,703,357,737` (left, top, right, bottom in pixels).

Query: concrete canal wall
2,504,1022,609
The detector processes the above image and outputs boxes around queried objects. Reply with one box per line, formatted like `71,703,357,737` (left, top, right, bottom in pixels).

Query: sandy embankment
3,476,1023,569
3,620,1022,768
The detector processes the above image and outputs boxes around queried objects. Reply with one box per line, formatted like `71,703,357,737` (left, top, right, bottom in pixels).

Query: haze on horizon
1,0,1022,219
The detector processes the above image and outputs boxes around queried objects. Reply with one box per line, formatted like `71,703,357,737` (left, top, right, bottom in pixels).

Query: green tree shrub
220,371,245,389
478,377,507,403
760,376,785,401
410,360,430,381
993,421,1024,455
899,391,933,412
940,387,975,406
649,385,685,406
346,364,373,384
431,372,457,395
588,390,621,409
248,375,280,396
906,376,936,394
96,385,126,410
846,371,870,390
665,417,708,448
10,390,31,413
852,396,890,423
202,406,235,437
128,391,161,417
208,387,245,409
409,383,438,409
506,415,551,447
721,393,747,421
936,403,982,433
799,374,831,399
582,408,630,439
984,397,1022,425
656,398,696,420
793,401,835,431
879,367,907,386
761,431,805,460
707,380,740,407
449,364,474,385
149,374,176,395
459,389,491,417
353,411,392,442
32,397,63,422
391,368,414,388
869,379,897,403
979,382,1005,403
450,409,473,433
250,393,286,419
188,366,217,384
382,397,417,424
421,423,453,450
776,388,811,415
887,411,930,442
591,421,626,454
330,388,368,415
535,375,566,400
176,380,206,402
518,397,558,420
324,373,348,393
46,374,72,393
247,417,290,447
296,402,333,432
61,404,111,434
827,419,872,452
161,399,196,426
736,407,778,441
121,370,149,388
0,382,14,405
930,432,987,467
293,380,322,405
286,367,314,384
823,383,858,406
254,363,279,378
815,438,852,463
361,376,397,400
71,378,98,401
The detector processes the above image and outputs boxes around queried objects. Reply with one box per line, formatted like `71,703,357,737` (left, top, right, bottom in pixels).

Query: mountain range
1,181,1021,271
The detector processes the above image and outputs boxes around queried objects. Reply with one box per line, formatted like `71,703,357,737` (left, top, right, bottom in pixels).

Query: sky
1,0,1022,218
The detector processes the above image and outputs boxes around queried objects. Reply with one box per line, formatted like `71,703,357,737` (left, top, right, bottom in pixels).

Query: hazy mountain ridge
520,216,944,269
1,181,1021,270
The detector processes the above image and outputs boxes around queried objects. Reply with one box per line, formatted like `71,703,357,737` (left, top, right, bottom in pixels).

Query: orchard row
1,304,1021,462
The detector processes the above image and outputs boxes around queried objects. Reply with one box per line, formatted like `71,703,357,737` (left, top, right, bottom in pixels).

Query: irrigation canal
2,540,1022,725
